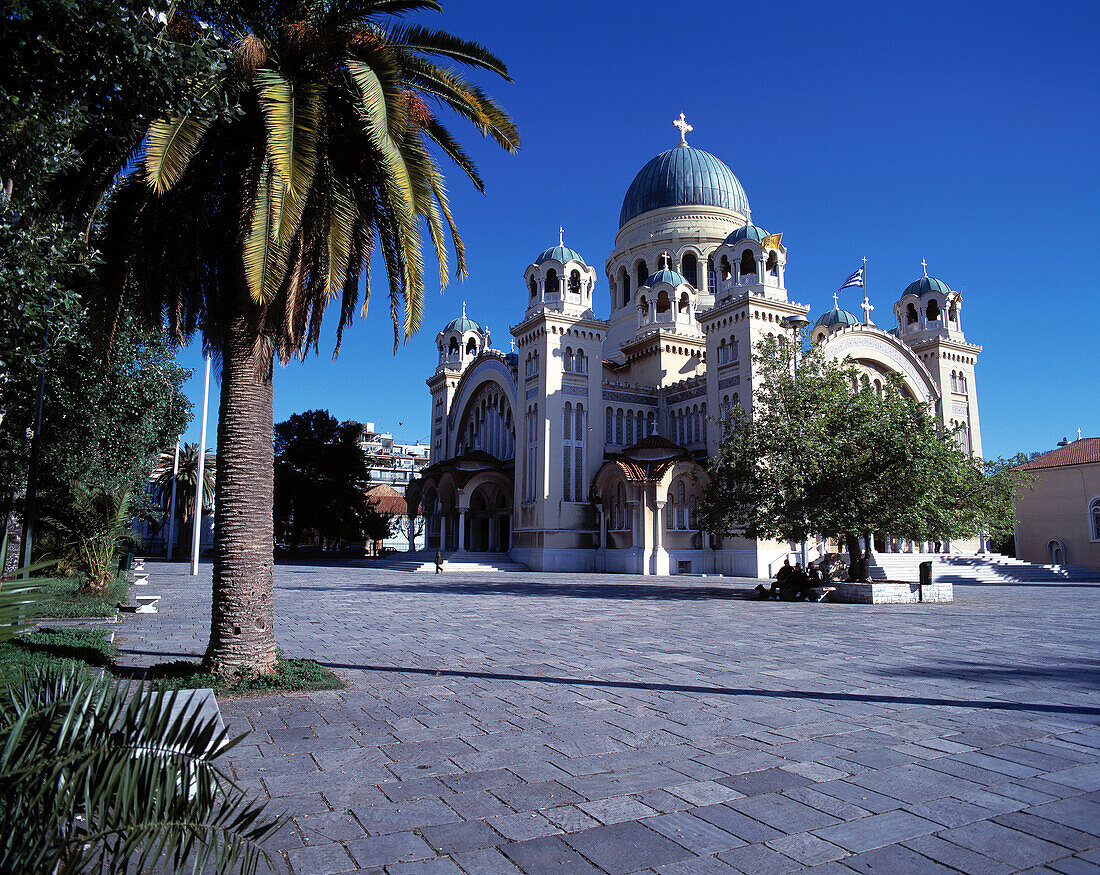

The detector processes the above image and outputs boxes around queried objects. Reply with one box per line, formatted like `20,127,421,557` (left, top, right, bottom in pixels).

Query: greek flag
838,266,864,291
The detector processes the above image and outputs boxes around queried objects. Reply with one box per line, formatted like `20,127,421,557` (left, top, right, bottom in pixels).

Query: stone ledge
831,580,953,604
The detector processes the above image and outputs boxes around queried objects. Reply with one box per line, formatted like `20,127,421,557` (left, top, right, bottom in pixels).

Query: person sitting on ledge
780,564,812,601
755,559,793,599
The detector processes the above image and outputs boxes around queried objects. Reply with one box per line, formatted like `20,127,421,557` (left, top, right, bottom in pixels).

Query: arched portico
408,454,516,555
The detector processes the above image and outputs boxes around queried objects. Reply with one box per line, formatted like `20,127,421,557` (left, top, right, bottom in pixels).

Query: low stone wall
831,580,953,604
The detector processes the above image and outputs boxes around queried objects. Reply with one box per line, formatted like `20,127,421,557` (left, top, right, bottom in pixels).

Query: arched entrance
466,481,512,552
1048,539,1067,565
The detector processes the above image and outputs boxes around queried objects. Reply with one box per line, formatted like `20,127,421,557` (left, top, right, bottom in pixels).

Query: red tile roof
1019,438,1100,471
365,484,407,515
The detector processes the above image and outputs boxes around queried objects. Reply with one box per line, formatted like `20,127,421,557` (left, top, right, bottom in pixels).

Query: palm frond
243,159,290,304
325,174,357,303
386,23,511,78
144,114,214,194
421,116,484,192
429,171,466,280
256,69,321,239
0,665,281,874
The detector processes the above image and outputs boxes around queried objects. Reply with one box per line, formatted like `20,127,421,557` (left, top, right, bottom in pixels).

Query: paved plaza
115,564,1100,874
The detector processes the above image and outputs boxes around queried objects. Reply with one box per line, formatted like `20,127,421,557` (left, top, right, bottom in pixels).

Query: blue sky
173,0,1100,460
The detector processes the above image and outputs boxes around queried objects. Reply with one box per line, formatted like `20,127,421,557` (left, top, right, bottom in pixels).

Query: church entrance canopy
406,451,514,553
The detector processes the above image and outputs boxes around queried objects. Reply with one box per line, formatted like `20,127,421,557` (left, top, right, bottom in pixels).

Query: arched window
960,373,967,392
449,337,459,356
606,407,613,443
546,269,559,295
739,249,756,280
646,411,655,436
707,255,717,292
638,295,648,317
636,260,648,287
951,371,957,392
617,483,626,530
720,255,731,281
906,302,918,324
1089,496,1100,541
574,404,586,501
949,301,959,323
529,276,537,298
576,350,587,374
568,270,581,296
615,408,624,445
626,409,635,446
678,292,689,314
562,404,573,501
564,346,574,372
677,481,687,530
620,267,630,308
731,337,739,362
466,337,477,356
682,252,698,287
766,251,778,277
656,290,670,314
927,298,941,320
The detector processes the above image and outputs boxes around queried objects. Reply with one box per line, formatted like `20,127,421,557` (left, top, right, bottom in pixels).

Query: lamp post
782,315,812,568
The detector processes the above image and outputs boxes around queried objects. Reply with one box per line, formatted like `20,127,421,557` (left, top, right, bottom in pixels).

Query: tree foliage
274,410,389,549
702,337,1030,579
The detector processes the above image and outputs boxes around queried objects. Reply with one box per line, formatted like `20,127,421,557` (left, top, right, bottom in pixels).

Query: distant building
358,424,430,550
1014,437,1100,571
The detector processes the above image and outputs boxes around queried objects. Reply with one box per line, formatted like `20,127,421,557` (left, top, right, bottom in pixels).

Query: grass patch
19,574,129,619
0,629,343,696
0,627,116,674
148,649,344,695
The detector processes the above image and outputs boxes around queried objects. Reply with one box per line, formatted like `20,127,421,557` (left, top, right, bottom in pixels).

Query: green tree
99,0,518,681
0,0,223,564
274,410,385,549
702,337,1029,580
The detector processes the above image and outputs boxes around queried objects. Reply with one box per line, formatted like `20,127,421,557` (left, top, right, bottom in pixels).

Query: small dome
620,145,750,228
535,244,587,267
724,224,769,245
641,268,690,288
815,307,860,329
442,315,483,335
902,276,952,298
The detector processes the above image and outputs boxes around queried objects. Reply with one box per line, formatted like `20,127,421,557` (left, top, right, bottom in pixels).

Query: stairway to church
374,550,529,573
869,552,1100,584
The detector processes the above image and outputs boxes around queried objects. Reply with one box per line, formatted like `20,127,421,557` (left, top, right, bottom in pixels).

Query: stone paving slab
115,562,1100,872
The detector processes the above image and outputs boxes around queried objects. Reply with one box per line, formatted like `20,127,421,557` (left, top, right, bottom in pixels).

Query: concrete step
373,551,529,573
868,552,1100,583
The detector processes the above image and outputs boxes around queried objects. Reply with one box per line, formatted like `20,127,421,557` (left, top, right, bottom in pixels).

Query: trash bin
918,560,932,601
118,551,134,573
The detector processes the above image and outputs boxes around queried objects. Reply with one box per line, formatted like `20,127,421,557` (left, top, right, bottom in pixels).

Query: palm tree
99,1,518,681
154,443,216,525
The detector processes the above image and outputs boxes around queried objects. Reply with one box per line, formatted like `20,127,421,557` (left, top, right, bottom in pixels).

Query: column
440,513,447,552
598,505,607,551
457,510,466,551
756,255,765,285
488,516,497,552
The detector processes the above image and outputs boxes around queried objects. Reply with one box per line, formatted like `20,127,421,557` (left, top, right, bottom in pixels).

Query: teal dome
442,315,483,334
724,224,769,245
619,144,750,228
903,276,952,297
535,244,586,267
641,268,690,288
815,307,860,329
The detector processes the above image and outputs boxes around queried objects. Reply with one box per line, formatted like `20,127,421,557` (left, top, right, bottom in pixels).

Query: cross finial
461,300,466,318
673,112,693,145
510,338,515,352
921,258,928,277
833,292,839,308
1079,428,1083,440
558,225,564,246
861,295,874,325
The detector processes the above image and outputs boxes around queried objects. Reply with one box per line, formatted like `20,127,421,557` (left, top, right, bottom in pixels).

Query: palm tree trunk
204,313,277,681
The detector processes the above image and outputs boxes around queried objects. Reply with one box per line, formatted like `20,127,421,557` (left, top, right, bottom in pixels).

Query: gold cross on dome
673,112,693,145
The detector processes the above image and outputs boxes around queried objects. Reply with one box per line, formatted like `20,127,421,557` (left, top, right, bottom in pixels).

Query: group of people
754,557,833,601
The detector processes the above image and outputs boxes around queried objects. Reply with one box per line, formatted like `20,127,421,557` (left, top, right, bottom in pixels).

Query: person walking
435,548,444,574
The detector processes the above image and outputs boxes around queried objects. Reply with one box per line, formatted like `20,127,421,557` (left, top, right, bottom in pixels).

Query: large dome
619,144,750,228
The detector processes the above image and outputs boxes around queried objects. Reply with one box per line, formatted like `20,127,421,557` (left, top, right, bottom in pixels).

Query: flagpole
862,256,869,325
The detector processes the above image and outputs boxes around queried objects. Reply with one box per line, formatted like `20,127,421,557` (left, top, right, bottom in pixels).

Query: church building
406,118,983,576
